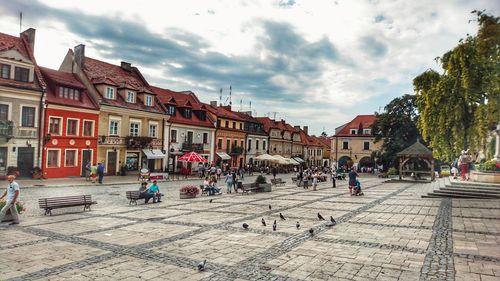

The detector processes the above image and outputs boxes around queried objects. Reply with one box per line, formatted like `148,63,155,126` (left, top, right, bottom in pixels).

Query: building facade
60,45,168,175
0,29,45,178
331,114,381,170
39,67,99,178
234,111,267,165
152,86,215,173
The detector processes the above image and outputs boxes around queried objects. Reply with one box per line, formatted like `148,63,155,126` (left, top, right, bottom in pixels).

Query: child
353,180,363,196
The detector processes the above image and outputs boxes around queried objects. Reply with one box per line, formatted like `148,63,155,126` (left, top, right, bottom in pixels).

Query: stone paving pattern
0,175,499,280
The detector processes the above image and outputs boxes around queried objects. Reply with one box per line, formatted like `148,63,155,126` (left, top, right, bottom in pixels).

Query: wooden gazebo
397,141,435,181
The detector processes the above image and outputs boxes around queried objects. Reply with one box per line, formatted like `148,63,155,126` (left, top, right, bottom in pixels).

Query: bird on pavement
330,216,336,225
317,213,325,221
296,221,300,229
242,223,249,229
269,204,272,210
273,220,277,231
261,218,266,226
198,259,206,271
209,199,213,203
280,213,286,220
309,228,314,235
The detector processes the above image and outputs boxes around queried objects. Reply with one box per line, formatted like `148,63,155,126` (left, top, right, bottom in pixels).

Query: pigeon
280,213,286,220
242,223,249,229
309,228,314,235
209,199,213,203
197,259,206,271
269,204,272,210
261,218,266,226
317,212,325,221
330,216,336,225
273,220,277,231
296,221,300,229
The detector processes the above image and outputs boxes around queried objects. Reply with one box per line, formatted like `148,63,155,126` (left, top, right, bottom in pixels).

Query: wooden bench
39,195,97,216
126,191,142,205
241,183,261,194
200,185,209,196
271,178,286,186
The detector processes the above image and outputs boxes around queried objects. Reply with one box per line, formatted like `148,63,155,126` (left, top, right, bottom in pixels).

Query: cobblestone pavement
1,175,499,281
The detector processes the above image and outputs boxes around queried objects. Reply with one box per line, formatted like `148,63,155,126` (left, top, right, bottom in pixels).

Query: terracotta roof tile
335,115,377,136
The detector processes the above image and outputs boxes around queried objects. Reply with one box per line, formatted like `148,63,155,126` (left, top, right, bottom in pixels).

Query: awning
216,152,231,160
271,155,289,165
287,158,300,165
293,157,305,163
255,153,277,161
142,149,166,159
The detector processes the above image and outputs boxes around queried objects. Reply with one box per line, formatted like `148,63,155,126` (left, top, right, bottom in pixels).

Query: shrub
0,201,26,214
387,167,398,175
179,185,200,196
255,175,267,184
479,160,500,172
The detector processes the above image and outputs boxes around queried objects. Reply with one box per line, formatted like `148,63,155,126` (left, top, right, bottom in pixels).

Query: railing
98,136,126,145
228,146,244,155
150,138,162,146
182,142,204,152
0,121,13,137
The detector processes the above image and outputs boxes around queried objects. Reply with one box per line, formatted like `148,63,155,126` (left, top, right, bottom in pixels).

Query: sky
1,0,498,135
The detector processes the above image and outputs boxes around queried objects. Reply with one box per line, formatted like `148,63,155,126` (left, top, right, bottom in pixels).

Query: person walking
231,170,238,193
225,172,233,194
0,175,20,225
272,166,277,179
348,168,359,195
85,161,91,181
312,171,319,191
97,162,105,184
331,169,336,188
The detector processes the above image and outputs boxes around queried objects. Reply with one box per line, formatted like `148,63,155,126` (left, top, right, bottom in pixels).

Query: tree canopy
371,94,420,169
413,11,499,161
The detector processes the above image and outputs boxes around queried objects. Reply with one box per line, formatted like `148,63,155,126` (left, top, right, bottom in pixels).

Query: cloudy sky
1,0,498,135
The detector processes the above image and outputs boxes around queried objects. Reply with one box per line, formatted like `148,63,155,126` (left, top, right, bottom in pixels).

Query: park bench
241,183,262,194
39,195,97,216
271,178,286,186
126,191,142,205
200,185,210,196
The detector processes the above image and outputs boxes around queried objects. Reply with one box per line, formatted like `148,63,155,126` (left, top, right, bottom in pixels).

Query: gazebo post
399,156,402,180
431,158,435,181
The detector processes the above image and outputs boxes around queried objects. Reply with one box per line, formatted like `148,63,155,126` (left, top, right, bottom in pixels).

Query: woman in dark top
348,168,358,195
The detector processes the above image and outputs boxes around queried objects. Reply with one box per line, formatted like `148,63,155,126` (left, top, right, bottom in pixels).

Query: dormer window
350,129,357,135
363,129,371,134
145,95,153,106
183,109,192,119
14,67,29,82
59,87,80,101
126,91,136,103
167,105,176,116
106,87,115,99
0,64,10,79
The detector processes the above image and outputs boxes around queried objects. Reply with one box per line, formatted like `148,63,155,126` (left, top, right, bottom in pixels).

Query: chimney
241,111,252,116
222,105,232,111
74,44,85,68
121,61,132,72
210,101,218,107
21,28,36,53
294,126,300,131
303,126,308,134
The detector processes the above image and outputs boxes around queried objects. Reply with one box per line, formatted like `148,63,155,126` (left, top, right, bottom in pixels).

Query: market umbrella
178,151,208,162
255,154,277,161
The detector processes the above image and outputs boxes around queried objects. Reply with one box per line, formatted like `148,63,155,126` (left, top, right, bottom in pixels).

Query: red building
39,67,99,178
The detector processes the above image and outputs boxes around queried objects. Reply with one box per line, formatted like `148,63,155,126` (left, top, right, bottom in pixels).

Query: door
81,150,91,177
107,151,117,176
187,131,193,144
148,159,155,172
17,147,34,177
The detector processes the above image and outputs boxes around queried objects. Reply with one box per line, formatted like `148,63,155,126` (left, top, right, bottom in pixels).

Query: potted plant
0,201,25,222
387,167,399,179
31,167,45,179
179,185,200,199
255,175,272,192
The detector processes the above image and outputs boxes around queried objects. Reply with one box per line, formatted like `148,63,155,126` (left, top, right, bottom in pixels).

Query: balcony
98,136,126,145
0,120,13,138
228,146,244,155
0,121,37,139
181,142,204,153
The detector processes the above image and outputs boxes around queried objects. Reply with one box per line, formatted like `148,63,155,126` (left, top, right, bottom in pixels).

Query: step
422,193,497,199
430,190,500,199
439,187,500,195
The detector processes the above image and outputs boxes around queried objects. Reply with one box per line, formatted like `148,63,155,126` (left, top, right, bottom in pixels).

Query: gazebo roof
397,141,433,157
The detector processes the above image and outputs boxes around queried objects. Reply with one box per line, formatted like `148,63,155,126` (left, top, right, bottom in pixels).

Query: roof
80,56,164,114
316,136,332,148
232,111,268,136
39,67,99,110
255,117,280,133
397,141,433,157
204,104,245,122
0,30,44,91
334,115,377,137
298,129,321,147
151,86,214,128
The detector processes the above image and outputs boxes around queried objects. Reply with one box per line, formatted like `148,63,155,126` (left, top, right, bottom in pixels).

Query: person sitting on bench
139,182,154,203
209,175,222,195
148,180,162,203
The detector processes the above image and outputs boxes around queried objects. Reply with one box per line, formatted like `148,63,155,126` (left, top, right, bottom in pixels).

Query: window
342,141,349,150
109,120,120,136
364,141,370,150
240,140,244,148
239,123,242,130
184,109,192,119
232,122,236,129
217,120,221,127
248,139,252,150
149,124,157,138
105,87,115,99
363,129,371,134
48,117,62,135
167,105,176,115
47,150,60,168
145,95,153,106
127,91,136,103
83,120,94,137
203,133,208,144
21,106,35,127
217,138,222,149
0,64,10,79
263,140,266,150
0,104,8,120
65,150,77,167
67,119,78,136
226,139,231,150
256,140,259,151
14,67,29,82
350,129,357,135
225,121,229,128
171,130,177,142
129,122,140,137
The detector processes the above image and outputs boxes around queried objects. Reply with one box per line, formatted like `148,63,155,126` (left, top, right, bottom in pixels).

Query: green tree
413,11,500,161
371,94,421,169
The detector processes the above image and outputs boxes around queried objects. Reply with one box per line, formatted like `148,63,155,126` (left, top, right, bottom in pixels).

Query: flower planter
470,171,500,184
179,192,196,199
259,183,272,192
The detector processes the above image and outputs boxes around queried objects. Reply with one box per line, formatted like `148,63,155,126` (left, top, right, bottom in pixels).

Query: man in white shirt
0,175,20,225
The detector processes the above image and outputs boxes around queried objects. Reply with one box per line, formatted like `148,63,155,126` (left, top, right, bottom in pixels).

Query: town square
0,0,499,280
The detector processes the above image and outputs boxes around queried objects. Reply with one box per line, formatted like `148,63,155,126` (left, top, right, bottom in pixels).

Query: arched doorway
338,156,352,170
358,156,373,172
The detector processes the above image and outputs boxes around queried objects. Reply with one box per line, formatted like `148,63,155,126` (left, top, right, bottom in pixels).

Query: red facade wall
41,107,99,178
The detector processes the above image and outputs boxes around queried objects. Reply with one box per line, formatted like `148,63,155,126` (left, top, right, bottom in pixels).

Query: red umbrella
178,151,208,162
